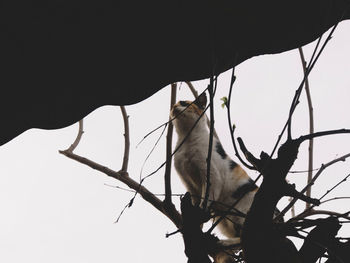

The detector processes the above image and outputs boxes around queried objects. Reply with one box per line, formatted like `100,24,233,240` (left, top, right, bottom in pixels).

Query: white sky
0,21,349,263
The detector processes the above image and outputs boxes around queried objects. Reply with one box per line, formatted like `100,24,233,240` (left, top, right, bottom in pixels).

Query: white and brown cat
171,92,258,261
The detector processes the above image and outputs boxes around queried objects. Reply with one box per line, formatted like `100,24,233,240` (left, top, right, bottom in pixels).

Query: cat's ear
195,92,207,109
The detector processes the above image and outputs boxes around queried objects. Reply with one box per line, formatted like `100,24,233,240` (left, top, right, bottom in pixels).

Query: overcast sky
0,21,349,263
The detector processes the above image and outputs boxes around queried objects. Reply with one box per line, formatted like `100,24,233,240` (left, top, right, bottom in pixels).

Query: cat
171,92,258,261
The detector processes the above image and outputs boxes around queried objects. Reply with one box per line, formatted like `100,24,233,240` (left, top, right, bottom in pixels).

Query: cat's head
170,93,207,134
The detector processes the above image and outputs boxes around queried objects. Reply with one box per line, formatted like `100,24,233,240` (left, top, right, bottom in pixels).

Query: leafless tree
59,22,350,263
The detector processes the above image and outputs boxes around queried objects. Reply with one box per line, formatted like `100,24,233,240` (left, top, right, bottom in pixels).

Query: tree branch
277,152,350,220
136,85,210,147
203,77,215,210
185,81,198,98
120,106,130,172
185,81,219,140
142,101,211,181
59,150,182,228
65,119,84,153
298,129,350,142
272,21,341,163
181,192,213,263
318,173,350,202
164,83,177,205
225,67,255,170
298,47,314,209
294,209,350,221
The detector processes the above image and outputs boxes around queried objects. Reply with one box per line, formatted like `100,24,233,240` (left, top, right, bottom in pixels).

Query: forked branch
280,152,350,219
59,150,182,228
298,47,314,209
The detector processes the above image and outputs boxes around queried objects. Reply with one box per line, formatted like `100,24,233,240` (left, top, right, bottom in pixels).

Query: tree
59,24,350,261
0,9,349,263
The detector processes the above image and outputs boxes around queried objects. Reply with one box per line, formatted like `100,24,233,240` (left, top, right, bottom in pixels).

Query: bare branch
289,168,320,174
127,102,213,210
164,83,177,205
59,150,182,228
294,209,350,221
284,171,350,222
136,85,210,147
298,129,350,142
115,200,133,223
225,67,255,170
139,124,167,180
298,46,314,209
185,81,219,140
120,106,130,172
272,21,341,161
304,153,350,196
66,119,84,152
287,22,339,139
142,97,211,181
165,229,181,238
318,173,350,202
278,152,350,220
203,76,216,210
185,81,198,98
318,197,350,206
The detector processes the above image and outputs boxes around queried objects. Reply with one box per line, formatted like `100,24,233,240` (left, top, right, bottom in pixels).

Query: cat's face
170,93,207,132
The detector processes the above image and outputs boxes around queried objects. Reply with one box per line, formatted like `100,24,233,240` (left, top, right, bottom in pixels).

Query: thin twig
164,83,177,204
309,35,323,68
203,76,216,210
120,106,130,172
138,87,209,182
185,81,219,139
66,119,84,152
290,173,350,222
318,197,350,206
298,129,350,142
166,229,182,238
294,209,350,221
115,200,133,223
225,66,255,170
304,153,350,195
287,24,338,139
133,98,213,205
136,86,210,147
105,183,244,216
59,150,182,228
206,66,258,234
185,81,198,98
318,173,350,202
298,47,314,209
272,20,342,162
139,124,167,181
278,152,350,220
289,168,320,174
105,183,184,196
142,93,210,181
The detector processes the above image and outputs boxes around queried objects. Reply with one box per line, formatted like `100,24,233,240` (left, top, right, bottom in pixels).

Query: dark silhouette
1,0,349,145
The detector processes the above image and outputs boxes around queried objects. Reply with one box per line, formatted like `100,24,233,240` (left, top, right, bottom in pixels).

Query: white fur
171,100,257,262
